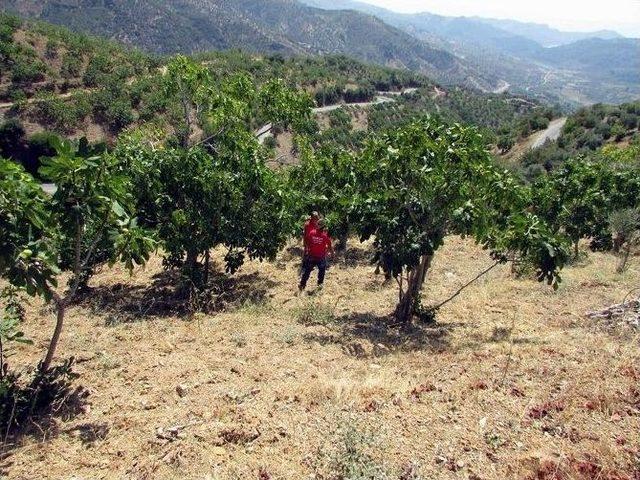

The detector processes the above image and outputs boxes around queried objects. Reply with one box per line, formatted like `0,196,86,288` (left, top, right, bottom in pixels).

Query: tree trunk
616,243,632,274
336,232,348,252
41,295,65,373
40,219,84,373
203,250,210,286
573,240,580,258
186,249,198,274
395,255,432,323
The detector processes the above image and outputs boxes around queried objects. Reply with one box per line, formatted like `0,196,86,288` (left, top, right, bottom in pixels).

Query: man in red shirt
299,218,334,292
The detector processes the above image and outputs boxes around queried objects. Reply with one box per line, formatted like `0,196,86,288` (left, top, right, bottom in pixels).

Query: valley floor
2,237,639,479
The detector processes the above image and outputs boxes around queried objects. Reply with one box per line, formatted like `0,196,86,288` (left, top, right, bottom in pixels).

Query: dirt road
531,117,567,149
256,87,418,143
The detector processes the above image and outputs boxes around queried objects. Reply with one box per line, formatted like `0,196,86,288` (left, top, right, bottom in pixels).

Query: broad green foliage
119,56,311,284
349,119,568,320
123,141,294,281
0,287,30,350
600,143,640,166
1,138,155,375
0,286,32,388
532,157,640,253
163,55,314,147
289,145,361,248
259,78,315,135
0,158,58,299
40,137,154,283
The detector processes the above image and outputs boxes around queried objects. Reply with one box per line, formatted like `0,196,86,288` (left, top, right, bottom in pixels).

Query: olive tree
609,208,640,273
352,119,568,323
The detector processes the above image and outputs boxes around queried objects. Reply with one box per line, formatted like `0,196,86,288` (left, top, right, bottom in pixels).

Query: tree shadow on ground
281,243,375,269
75,267,281,324
63,422,110,446
334,245,375,268
0,378,89,473
301,311,461,358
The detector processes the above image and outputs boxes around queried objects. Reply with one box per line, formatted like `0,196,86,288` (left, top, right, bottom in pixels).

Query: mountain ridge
1,0,501,91
301,0,640,105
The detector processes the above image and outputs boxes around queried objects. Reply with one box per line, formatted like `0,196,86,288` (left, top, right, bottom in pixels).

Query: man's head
317,218,327,231
311,211,320,222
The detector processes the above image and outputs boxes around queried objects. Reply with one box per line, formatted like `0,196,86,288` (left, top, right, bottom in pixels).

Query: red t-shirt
307,228,332,259
303,219,318,245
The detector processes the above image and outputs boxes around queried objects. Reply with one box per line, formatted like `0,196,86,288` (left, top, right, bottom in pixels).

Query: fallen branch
586,288,640,328
430,260,502,312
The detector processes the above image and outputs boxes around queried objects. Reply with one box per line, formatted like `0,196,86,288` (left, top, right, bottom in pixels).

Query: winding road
531,117,567,149
256,87,418,143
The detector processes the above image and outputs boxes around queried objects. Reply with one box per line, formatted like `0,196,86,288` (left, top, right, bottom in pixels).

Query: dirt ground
2,237,639,479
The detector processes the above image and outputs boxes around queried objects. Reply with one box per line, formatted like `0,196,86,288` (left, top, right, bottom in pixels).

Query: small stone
176,384,189,397
456,460,465,469
479,417,487,429
212,446,227,456
142,401,158,410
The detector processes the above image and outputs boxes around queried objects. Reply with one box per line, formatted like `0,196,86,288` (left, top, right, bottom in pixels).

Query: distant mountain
474,18,623,47
539,38,639,81
0,0,498,90
302,0,640,105
4,0,637,105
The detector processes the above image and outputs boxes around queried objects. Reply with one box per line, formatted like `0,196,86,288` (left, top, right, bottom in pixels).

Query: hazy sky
361,0,640,36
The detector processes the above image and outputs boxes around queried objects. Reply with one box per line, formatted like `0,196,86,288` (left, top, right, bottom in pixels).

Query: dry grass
2,237,639,479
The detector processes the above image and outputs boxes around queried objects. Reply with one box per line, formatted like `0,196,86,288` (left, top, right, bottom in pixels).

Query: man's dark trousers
299,256,327,289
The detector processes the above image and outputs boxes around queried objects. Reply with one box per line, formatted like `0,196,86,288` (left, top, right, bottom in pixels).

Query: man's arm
302,222,309,254
326,234,334,256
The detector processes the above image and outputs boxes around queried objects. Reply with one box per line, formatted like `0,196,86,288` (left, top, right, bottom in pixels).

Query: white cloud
360,0,640,36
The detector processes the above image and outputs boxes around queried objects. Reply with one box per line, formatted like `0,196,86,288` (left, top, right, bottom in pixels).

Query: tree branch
431,260,501,311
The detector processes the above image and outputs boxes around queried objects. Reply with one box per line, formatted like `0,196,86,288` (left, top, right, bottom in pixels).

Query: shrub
263,135,277,149
104,98,135,131
33,96,79,133
61,52,84,79
11,57,46,83
44,39,58,59
0,119,26,157
328,108,352,130
312,420,393,480
497,135,515,154
621,113,638,130
609,208,640,273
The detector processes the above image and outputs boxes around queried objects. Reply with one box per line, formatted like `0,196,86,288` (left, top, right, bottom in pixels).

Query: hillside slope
4,237,639,479
508,101,640,175
1,0,496,89
2,15,560,176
